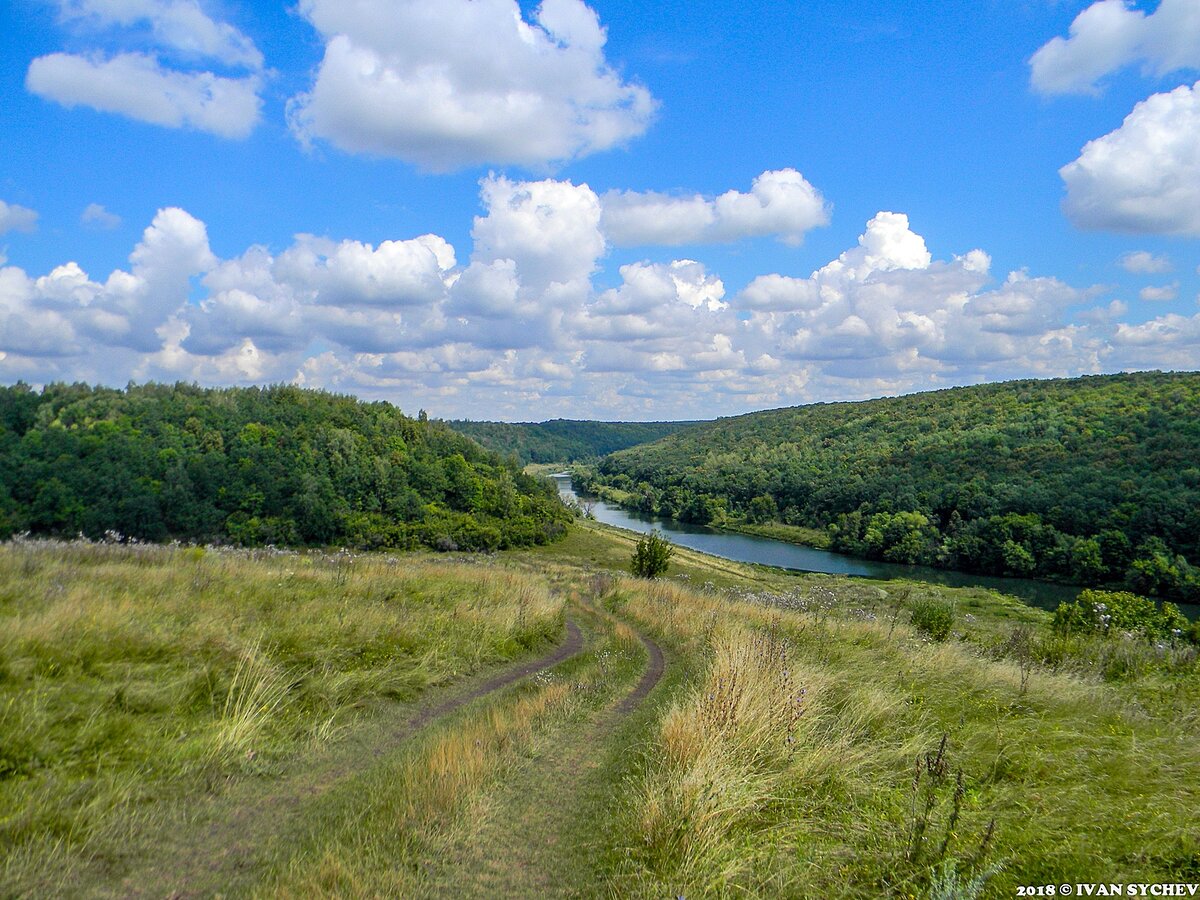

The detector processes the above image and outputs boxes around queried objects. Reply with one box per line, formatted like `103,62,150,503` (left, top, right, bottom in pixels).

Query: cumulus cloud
287,0,656,170
28,1,264,137
1061,81,1200,235
27,53,262,138
0,206,215,380
1139,282,1178,301
601,169,830,246
0,201,39,235
3,190,1194,420
737,213,1098,384
1119,250,1171,272
470,175,605,294
55,0,264,69
1031,0,1200,95
81,203,122,229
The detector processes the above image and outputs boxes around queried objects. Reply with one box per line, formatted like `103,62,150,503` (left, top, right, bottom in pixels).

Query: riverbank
553,476,1200,620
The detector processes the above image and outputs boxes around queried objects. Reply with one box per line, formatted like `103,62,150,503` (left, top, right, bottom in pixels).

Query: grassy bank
722,520,833,549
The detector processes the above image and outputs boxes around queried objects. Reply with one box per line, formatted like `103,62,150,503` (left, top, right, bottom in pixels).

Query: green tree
747,494,778,524
631,530,674,579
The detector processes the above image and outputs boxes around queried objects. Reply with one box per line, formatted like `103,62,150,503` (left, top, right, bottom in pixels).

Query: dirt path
422,617,666,898
108,619,586,899
616,626,664,715
410,620,583,730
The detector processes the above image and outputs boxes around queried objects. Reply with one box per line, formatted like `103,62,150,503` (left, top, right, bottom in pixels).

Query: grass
3,522,1197,897
595,574,1200,897
0,537,563,894
251,596,646,897
723,520,833,549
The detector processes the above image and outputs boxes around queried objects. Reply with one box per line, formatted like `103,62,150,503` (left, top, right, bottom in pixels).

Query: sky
0,0,1198,421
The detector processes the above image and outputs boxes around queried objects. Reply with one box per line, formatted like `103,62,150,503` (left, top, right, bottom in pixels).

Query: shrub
910,597,955,642
631,531,673,579
1052,589,1190,641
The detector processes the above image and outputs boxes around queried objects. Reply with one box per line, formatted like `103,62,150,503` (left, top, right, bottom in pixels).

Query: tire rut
419,611,667,898
615,626,664,715
115,618,587,899
410,619,583,730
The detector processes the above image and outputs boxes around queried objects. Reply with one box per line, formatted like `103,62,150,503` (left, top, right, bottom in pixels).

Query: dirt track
117,618,588,899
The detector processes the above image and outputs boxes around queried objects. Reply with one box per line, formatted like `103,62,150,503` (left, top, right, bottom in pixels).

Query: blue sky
0,0,1197,420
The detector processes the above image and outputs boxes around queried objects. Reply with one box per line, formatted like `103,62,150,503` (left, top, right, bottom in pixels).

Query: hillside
447,418,695,464
587,371,1200,601
4,526,1198,895
0,382,570,551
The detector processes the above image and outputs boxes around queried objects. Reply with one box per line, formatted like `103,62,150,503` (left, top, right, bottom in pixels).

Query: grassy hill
447,418,695,464
586,371,1200,601
3,525,1197,896
0,382,571,552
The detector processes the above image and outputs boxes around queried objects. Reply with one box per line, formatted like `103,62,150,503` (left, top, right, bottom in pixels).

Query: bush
910,597,955,642
1052,589,1191,641
631,531,673,579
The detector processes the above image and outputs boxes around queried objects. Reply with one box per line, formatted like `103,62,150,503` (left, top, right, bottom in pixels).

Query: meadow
0,537,563,894
1,522,1197,897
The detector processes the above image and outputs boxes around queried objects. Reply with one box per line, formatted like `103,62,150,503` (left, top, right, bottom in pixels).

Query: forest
0,382,571,552
586,371,1200,601
447,418,693,464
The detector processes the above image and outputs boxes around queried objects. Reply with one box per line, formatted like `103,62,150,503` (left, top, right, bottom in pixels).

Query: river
554,475,1199,618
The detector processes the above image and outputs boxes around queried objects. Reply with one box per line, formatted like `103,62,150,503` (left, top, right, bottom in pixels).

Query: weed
911,597,956,642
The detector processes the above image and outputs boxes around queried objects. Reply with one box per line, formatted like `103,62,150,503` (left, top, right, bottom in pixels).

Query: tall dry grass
604,575,1200,898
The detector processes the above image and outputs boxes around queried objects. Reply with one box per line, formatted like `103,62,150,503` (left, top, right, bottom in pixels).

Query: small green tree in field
631,530,674,578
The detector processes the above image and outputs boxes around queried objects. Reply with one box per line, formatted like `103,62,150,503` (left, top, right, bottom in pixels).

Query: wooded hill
0,383,571,551
447,418,694,464
587,371,1200,601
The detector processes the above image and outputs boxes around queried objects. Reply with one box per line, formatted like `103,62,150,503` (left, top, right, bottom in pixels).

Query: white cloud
738,213,1099,384
821,211,933,279
602,169,830,246
1139,282,1178,301
0,201,39,235
1031,0,1200,95
3,191,1195,420
287,0,656,170
27,52,262,138
29,1,263,137
1061,81,1200,235
1119,250,1171,272
737,273,822,312
277,234,456,308
81,203,122,229
56,0,264,69
470,175,605,295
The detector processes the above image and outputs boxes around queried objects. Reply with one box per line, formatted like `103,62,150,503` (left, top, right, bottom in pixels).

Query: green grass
3,523,1197,897
597,575,1200,897
723,520,833,549
248,595,647,897
0,538,563,894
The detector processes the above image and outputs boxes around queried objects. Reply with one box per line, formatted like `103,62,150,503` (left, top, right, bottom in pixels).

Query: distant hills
447,418,696,464
587,371,1200,601
0,383,570,551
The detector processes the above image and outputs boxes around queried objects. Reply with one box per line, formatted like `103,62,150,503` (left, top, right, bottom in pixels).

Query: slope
588,371,1200,600
0,382,571,551
447,418,696,464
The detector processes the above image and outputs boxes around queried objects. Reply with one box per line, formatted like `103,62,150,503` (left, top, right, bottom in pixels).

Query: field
2,523,1197,897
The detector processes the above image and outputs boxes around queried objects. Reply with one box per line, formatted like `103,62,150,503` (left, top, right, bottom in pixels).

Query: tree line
0,382,572,552
585,372,1200,601
447,418,694,464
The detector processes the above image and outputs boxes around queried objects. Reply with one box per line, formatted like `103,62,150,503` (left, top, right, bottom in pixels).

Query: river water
554,475,1199,618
